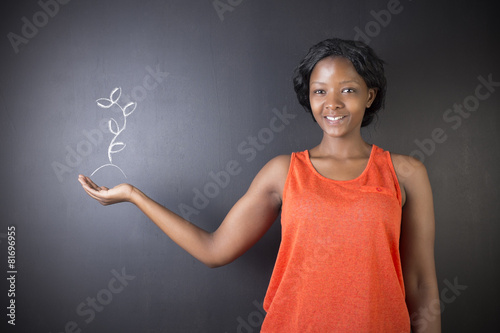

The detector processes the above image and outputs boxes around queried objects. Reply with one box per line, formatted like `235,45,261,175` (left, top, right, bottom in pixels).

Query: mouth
323,115,347,125
325,115,346,121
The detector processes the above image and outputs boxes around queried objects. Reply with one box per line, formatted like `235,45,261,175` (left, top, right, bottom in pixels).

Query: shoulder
259,154,291,182
389,152,432,206
249,154,291,202
267,154,292,168
389,152,429,182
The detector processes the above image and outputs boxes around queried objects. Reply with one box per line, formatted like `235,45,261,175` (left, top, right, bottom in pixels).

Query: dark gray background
1,0,499,332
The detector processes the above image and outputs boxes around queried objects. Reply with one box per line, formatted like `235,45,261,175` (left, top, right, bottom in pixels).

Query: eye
342,88,355,93
312,89,325,94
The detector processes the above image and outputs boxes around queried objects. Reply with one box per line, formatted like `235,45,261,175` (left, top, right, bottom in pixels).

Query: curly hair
293,38,387,127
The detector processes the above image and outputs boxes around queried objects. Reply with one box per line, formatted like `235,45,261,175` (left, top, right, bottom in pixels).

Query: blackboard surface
1,1,499,332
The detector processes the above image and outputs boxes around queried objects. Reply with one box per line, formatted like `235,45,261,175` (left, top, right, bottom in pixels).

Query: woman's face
309,56,376,139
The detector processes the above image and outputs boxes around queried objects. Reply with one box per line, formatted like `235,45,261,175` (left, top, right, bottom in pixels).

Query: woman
79,38,440,332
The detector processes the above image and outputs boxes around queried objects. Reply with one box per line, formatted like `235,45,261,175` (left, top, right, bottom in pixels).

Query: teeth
326,116,344,121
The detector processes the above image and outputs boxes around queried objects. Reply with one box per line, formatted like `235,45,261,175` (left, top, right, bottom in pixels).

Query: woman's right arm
78,155,290,268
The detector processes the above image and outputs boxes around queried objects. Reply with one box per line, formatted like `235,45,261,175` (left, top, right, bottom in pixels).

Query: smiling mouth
325,115,346,121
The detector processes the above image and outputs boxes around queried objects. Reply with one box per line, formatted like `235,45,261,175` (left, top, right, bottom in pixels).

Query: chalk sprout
91,87,136,178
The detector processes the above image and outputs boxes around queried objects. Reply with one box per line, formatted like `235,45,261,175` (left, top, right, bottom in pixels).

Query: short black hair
293,38,387,127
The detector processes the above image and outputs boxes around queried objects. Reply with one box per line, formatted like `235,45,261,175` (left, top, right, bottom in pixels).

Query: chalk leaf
110,87,122,103
123,102,137,116
96,98,114,108
108,118,120,135
110,142,126,154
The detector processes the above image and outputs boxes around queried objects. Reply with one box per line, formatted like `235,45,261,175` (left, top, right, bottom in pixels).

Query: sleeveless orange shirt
262,145,410,332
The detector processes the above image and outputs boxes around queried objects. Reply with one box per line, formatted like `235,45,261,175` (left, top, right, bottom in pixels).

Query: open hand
78,175,134,206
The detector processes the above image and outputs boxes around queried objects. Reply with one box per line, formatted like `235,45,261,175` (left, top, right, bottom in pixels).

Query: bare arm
394,155,441,332
78,155,289,268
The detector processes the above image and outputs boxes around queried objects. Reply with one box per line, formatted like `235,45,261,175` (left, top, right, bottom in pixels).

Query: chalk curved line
90,164,127,178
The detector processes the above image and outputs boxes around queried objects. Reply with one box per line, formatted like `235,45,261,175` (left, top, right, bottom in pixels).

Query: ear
366,88,378,108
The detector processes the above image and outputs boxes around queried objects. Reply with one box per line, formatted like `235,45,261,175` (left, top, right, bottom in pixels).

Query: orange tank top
262,144,410,332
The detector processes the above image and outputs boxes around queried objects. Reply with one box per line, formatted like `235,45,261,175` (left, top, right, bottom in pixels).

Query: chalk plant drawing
91,87,136,178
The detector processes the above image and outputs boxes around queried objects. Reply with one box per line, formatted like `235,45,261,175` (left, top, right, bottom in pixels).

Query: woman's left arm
395,155,441,333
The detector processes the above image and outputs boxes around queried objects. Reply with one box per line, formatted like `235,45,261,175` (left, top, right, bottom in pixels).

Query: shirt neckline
305,144,376,183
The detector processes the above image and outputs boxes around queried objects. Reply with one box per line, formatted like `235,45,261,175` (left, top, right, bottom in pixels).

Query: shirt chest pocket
359,185,394,196
357,185,401,211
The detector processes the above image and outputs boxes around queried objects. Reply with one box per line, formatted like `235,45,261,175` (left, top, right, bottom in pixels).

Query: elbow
203,256,232,269
205,261,224,269
201,250,235,268
200,234,234,268
201,256,221,268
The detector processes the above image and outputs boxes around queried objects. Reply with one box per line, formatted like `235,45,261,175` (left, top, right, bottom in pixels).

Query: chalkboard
1,0,499,332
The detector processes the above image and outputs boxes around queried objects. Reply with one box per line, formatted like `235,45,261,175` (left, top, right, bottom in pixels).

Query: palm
78,175,133,205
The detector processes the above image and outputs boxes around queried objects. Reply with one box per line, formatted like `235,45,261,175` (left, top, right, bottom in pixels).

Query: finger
87,176,99,187
79,178,97,192
82,187,108,205
84,176,101,190
78,175,110,205
78,175,88,186
82,184,103,199
81,179,107,197
78,175,95,190
78,175,98,190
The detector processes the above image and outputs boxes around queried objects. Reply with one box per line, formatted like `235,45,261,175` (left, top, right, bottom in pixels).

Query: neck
314,134,371,159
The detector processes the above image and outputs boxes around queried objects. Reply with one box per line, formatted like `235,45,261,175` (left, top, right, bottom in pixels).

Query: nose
325,91,344,110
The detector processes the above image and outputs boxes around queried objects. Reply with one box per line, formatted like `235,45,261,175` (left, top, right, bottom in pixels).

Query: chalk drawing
91,87,136,178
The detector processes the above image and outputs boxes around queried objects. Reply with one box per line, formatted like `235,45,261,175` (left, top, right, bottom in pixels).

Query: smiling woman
293,38,386,127
79,38,440,332
308,56,377,139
